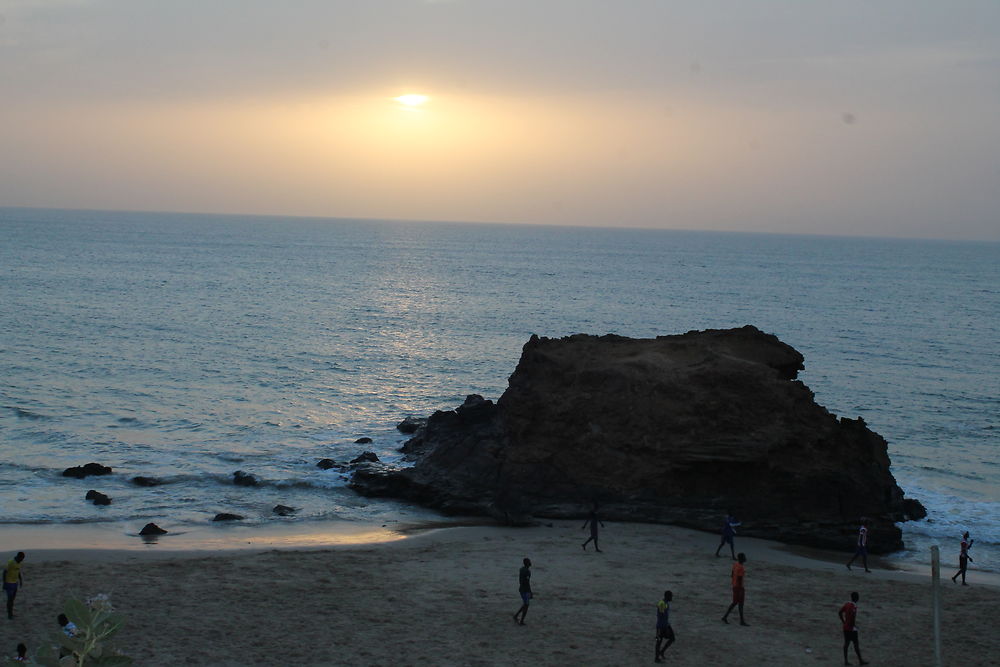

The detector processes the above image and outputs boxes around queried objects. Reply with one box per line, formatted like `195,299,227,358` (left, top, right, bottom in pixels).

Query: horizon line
1,204,996,245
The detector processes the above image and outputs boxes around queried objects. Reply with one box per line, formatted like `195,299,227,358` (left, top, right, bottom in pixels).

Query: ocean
1,207,997,570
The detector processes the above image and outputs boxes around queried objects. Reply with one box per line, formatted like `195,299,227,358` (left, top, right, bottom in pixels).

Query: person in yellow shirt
3,552,25,620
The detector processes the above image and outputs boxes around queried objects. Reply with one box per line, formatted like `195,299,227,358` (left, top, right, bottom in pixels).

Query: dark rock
396,416,426,434
273,505,297,516
350,451,380,464
62,463,113,479
902,497,928,520
212,513,244,522
316,458,337,470
355,437,373,444
352,326,922,554
85,490,111,506
139,522,168,535
232,470,259,486
132,476,164,487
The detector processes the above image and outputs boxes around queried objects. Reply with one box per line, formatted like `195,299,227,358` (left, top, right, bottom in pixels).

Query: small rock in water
62,462,113,479
212,513,244,522
355,437,373,444
273,505,296,516
316,458,337,470
85,490,112,505
232,470,259,486
395,416,426,434
350,451,379,464
139,522,168,535
132,476,164,487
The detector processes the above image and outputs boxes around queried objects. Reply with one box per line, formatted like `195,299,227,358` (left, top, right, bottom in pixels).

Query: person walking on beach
581,505,605,552
3,552,25,620
951,531,974,585
513,557,532,625
721,552,748,626
714,512,741,559
839,591,868,665
655,590,675,662
846,519,871,572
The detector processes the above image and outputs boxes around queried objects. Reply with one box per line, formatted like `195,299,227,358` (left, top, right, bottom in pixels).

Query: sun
395,94,429,108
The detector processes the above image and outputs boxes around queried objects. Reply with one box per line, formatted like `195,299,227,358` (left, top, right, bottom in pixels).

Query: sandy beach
0,521,996,666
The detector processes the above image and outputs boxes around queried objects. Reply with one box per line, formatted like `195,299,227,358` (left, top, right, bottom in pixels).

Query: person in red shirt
839,591,868,665
721,552,748,626
951,531,974,585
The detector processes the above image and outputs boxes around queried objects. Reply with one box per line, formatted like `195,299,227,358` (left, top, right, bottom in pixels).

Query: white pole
931,545,942,667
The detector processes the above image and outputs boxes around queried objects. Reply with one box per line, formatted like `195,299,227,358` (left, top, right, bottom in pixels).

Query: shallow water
1,207,997,570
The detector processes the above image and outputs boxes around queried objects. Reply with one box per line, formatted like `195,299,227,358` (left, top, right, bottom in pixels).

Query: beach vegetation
15,595,133,666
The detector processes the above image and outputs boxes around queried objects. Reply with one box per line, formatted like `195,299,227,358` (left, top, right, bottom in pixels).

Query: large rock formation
351,326,923,553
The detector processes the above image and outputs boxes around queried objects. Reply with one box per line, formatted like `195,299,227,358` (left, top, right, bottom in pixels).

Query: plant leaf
64,598,93,628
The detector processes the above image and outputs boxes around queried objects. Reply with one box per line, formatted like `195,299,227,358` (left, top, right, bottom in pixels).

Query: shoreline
2,517,997,587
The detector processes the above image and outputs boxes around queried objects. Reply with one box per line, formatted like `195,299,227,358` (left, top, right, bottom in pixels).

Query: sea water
1,208,997,569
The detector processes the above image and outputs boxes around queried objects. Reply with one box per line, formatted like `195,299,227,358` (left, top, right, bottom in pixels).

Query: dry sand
0,521,996,666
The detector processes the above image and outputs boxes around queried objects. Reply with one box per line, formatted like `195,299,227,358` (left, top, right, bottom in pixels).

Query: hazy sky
2,1,998,240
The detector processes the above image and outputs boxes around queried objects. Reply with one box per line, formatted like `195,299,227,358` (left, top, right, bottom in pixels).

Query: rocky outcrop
352,326,922,553
62,463,112,479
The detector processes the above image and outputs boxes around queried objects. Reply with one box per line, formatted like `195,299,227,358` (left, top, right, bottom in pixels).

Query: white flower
85,593,114,611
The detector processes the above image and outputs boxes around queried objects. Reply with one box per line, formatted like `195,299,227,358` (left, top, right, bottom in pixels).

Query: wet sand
0,521,995,665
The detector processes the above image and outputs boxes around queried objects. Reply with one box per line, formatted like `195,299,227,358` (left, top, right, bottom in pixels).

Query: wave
2,405,49,420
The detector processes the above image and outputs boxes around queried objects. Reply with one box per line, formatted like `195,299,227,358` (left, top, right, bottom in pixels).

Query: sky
1,0,998,240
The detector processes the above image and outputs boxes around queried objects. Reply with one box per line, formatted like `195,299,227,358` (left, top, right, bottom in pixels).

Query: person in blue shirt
714,513,741,559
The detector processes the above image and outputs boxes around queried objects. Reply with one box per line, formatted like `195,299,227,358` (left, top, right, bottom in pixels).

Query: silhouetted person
839,591,868,665
846,519,871,572
722,552,748,626
655,590,675,662
14,642,28,662
951,531,974,585
513,557,532,625
3,552,25,620
581,506,605,552
714,513,741,559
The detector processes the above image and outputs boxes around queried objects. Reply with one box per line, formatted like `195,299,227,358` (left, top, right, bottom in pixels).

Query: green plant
22,596,133,667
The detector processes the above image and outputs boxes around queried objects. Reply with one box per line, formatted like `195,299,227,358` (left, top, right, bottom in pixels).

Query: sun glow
395,94,429,108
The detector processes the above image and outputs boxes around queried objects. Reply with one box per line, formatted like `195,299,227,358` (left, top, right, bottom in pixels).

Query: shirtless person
951,531,974,585
581,506,606,552
513,558,532,625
